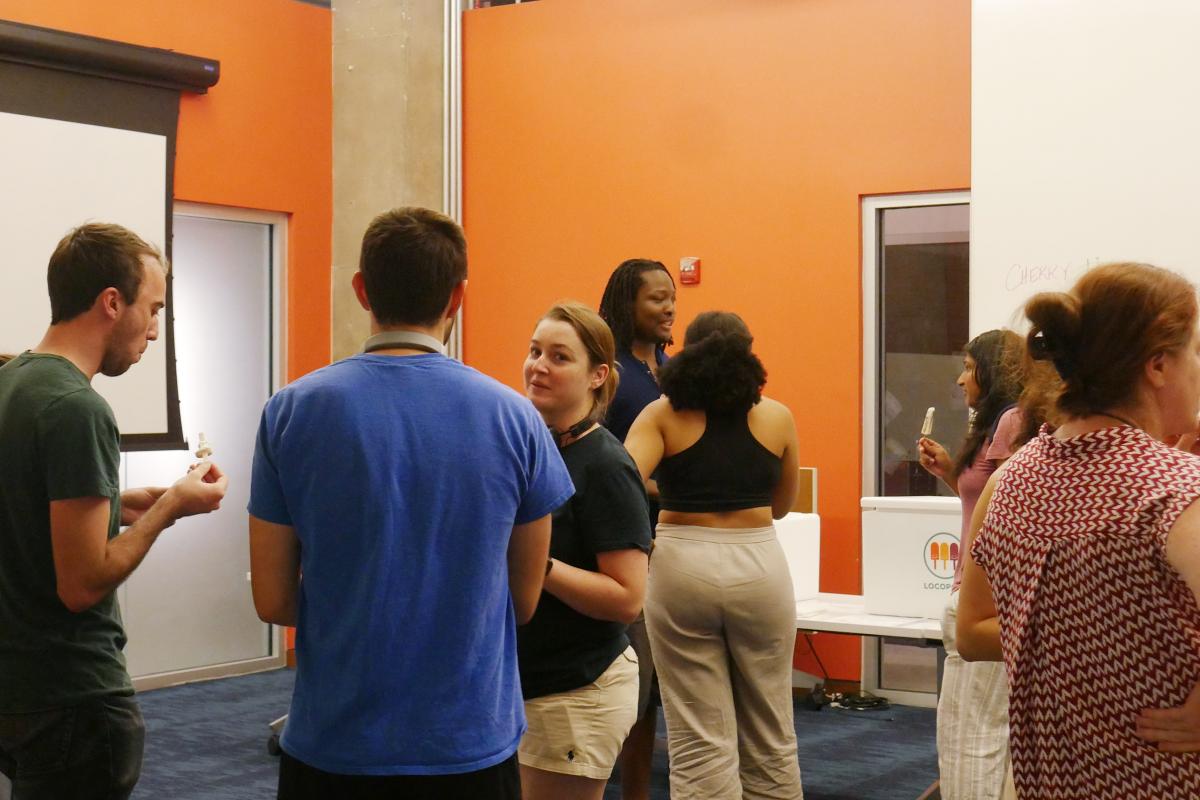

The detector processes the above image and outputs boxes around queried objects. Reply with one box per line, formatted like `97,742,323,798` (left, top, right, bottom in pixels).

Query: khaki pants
645,524,803,800
1002,762,1018,799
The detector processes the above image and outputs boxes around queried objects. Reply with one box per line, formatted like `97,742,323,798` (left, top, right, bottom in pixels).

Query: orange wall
1,1,332,381
463,0,970,678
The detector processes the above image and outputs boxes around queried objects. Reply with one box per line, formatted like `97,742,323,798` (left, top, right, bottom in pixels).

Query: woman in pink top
919,329,1024,587
918,329,1024,799
959,262,1200,799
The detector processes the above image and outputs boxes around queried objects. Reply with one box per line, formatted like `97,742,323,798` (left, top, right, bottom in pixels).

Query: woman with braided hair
598,259,676,442
597,258,675,799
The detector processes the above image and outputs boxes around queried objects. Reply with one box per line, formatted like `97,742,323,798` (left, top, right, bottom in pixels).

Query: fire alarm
679,257,701,285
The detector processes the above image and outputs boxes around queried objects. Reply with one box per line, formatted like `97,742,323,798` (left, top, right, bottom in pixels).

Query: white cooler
861,496,962,619
775,512,821,601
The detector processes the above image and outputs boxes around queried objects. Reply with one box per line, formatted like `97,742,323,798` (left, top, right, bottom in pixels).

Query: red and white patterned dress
973,425,1200,799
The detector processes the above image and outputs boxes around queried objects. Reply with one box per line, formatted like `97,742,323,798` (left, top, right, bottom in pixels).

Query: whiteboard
971,0,1200,335
0,111,168,435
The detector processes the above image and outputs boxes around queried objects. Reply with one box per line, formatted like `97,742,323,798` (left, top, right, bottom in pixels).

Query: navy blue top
604,348,668,443
248,354,574,775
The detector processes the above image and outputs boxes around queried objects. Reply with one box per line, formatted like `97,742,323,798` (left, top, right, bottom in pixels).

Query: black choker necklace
550,418,593,447
1097,411,1139,429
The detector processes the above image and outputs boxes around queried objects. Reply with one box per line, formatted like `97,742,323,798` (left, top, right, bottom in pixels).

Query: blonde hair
540,302,620,422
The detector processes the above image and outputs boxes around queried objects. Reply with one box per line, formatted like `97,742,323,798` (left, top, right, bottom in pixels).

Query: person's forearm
66,496,180,611
940,472,961,496
544,560,643,624
957,616,1004,662
254,584,298,627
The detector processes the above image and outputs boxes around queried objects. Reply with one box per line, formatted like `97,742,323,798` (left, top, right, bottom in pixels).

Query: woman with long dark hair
625,311,802,800
917,329,1024,799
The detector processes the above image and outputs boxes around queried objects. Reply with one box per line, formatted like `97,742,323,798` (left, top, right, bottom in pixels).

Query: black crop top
657,412,782,513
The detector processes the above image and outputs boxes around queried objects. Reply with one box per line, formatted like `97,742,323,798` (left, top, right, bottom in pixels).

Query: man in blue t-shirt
248,208,574,799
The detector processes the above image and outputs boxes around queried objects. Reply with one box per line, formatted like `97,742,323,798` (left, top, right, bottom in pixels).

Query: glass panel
879,639,939,693
878,204,970,496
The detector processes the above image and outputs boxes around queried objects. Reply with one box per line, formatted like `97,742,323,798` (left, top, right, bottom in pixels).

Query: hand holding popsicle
916,407,953,479
189,432,223,485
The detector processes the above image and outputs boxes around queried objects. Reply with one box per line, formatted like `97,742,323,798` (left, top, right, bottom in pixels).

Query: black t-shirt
517,426,652,700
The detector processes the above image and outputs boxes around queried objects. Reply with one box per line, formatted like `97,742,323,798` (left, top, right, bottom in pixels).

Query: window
863,194,970,498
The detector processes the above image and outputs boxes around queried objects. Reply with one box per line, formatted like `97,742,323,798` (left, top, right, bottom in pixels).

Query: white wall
971,0,1200,333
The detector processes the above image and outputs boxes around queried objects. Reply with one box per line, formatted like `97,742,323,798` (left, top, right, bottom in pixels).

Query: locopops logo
923,532,960,589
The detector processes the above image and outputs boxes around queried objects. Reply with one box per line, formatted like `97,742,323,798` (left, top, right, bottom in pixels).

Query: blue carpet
134,669,936,799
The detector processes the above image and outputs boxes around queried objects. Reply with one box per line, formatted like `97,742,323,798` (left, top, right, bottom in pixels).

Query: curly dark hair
598,258,674,353
952,329,1024,476
658,311,766,414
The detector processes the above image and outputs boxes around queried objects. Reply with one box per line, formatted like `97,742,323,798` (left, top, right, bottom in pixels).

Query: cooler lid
860,496,962,513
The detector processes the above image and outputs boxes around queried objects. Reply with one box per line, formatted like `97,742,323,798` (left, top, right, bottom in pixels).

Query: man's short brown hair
48,223,166,325
358,208,467,326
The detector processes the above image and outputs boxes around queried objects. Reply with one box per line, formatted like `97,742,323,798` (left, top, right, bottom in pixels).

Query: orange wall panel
1,0,332,380
463,0,970,678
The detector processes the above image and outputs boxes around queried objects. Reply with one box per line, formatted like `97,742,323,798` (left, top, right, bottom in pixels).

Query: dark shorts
278,751,522,800
0,695,145,800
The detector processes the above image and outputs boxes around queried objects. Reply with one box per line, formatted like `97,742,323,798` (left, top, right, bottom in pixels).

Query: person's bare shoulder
754,395,794,423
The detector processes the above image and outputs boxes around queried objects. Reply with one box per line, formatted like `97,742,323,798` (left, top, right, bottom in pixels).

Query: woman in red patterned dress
957,262,1200,799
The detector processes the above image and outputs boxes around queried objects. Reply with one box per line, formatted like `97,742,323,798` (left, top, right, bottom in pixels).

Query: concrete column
331,0,445,359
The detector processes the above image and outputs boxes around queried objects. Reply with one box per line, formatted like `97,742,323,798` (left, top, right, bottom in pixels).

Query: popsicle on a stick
921,407,935,437
195,432,213,461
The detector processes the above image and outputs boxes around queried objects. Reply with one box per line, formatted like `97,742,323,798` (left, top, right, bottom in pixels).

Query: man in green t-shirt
0,224,229,800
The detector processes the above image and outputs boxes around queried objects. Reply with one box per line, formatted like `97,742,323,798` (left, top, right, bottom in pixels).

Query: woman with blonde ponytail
516,302,652,800
957,262,1200,799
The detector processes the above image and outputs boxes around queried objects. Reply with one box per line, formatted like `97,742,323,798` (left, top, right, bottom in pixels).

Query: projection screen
0,110,169,437
0,18,218,448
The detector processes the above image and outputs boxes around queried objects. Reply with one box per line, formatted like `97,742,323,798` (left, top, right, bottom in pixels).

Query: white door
119,211,281,680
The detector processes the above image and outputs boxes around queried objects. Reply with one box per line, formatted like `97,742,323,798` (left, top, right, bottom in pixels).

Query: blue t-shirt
603,348,668,443
248,353,574,775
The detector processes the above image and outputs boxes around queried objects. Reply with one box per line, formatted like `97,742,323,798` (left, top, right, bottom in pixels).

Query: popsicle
194,432,213,461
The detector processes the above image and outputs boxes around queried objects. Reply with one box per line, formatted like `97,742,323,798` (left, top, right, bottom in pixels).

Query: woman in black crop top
625,311,803,800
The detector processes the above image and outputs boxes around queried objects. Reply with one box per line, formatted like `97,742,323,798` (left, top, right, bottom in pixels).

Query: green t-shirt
0,352,131,712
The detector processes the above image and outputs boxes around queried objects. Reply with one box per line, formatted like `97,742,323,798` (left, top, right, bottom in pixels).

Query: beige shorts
518,646,640,779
